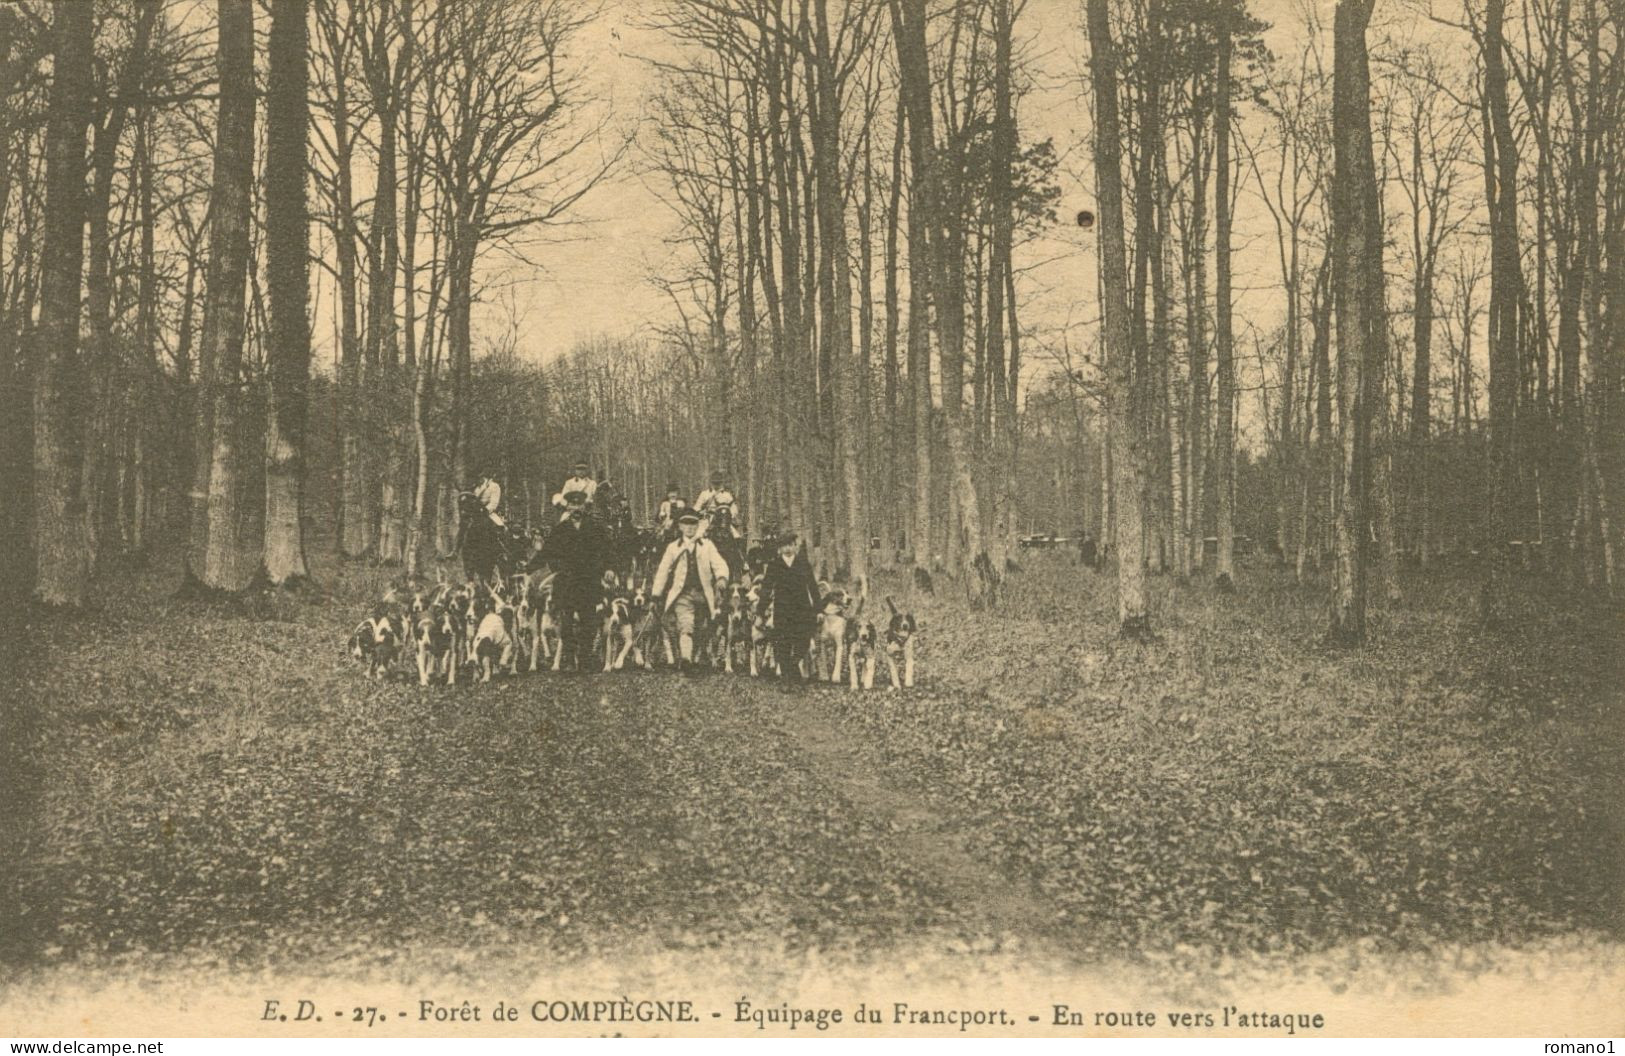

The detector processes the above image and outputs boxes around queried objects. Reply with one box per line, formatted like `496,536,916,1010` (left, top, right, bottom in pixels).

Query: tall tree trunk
1129,0,1159,575
448,219,474,502
1153,146,1177,577
988,0,1018,568
907,185,932,568
373,110,405,564
1214,12,1236,590
858,118,876,568
750,73,787,529
893,0,983,586
726,66,762,547
1482,0,1520,624
330,15,368,560
884,98,903,559
132,107,157,555
401,0,428,577
811,0,866,587
1410,136,1433,568
1277,231,1300,566
1086,0,1149,634
1164,209,1186,579
1328,0,1382,644
1556,5,1599,586
1368,219,1399,601
1294,312,1319,580
179,227,206,569
1185,87,1209,573
887,2,932,570
81,2,156,569
0,11,29,620
1314,249,1334,568
1006,226,1025,535
766,35,805,537
1578,0,1613,592
264,0,312,587
202,0,257,593
33,0,94,606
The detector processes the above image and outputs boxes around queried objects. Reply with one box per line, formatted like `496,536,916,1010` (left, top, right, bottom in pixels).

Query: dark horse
631,527,665,586
454,492,516,583
708,505,745,582
600,502,637,585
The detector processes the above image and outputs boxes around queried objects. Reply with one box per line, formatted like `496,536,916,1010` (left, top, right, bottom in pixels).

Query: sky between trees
447,0,1474,458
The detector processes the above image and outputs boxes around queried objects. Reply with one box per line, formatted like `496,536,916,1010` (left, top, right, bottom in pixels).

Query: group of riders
448,461,825,678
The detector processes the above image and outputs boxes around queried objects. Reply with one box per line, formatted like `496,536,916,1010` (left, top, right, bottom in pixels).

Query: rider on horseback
657,483,688,539
694,471,744,585
457,471,516,582
474,469,505,528
695,470,728,518
696,470,741,544
553,462,597,523
562,461,597,504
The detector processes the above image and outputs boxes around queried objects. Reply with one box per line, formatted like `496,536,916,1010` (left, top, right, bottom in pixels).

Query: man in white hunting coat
650,510,730,671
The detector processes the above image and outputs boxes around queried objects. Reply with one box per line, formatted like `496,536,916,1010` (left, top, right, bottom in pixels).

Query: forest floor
1,544,1622,1025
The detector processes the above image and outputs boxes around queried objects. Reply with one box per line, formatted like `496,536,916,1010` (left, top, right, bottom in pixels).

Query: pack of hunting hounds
347,568,919,691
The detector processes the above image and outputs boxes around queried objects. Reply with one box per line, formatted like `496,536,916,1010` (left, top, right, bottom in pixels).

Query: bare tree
191,0,257,593
423,0,611,535
1327,0,1384,644
1085,0,1149,634
33,0,94,606
358,0,408,563
892,0,986,593
263,0,312,586
808,0,873,585
1213,1,1235,591
81,1,158,568
311,0,368,559
1384,48,1471,570
986,0,1021,566
1480,0,1521,623
1243,15,1328,570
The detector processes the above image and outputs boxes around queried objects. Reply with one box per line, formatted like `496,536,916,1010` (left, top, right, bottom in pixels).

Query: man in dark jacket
544,494,608,670
756,533,818,682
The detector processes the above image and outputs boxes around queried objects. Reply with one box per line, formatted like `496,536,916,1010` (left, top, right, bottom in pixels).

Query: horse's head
457,491,482,518
712,506,734,532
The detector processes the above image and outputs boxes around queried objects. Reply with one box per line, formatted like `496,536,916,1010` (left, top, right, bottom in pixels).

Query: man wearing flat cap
650,509,730,672
541,492,607,670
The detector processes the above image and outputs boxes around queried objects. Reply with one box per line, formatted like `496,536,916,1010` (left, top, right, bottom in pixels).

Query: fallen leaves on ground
1,546,1619,977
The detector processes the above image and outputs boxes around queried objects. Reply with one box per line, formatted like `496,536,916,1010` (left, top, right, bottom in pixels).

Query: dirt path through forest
730,682,1059,948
